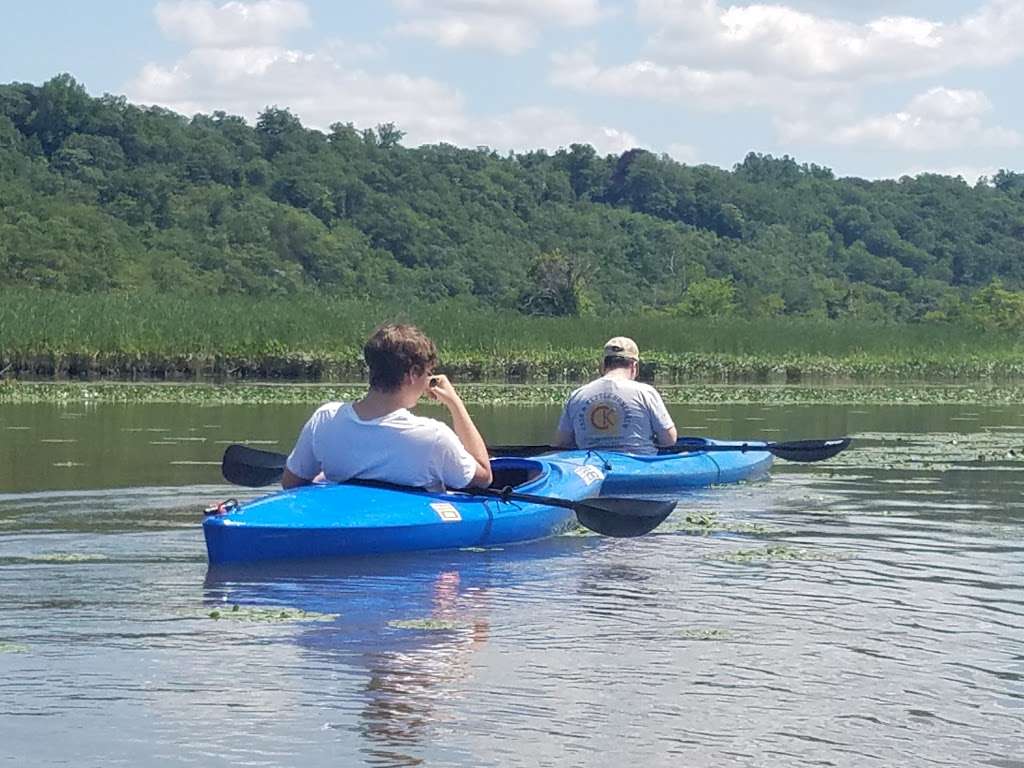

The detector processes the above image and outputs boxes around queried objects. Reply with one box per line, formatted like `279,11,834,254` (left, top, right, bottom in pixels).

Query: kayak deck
540,437,773,495
203,458,604,564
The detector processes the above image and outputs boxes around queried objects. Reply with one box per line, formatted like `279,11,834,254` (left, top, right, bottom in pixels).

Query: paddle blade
574,497,675,538
770,438,851,462
222,444,287,487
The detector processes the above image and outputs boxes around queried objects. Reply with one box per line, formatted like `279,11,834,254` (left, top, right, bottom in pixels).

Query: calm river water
1,399,1022,767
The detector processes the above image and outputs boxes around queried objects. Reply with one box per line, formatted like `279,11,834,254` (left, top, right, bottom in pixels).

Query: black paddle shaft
489,437,852,462
219,444,675,538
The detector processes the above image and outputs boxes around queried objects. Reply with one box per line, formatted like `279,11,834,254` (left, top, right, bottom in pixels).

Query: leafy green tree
5,76,1024,318
518,249,594,316
673,277,736,318
969,279,1024,331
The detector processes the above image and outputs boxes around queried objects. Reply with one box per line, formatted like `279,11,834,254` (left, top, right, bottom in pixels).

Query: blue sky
2,0,1022,181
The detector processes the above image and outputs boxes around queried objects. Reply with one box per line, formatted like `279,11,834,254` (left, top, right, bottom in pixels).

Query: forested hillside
3,75,1024,322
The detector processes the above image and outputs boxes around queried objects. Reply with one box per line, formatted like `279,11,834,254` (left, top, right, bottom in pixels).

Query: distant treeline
4,74,1024,323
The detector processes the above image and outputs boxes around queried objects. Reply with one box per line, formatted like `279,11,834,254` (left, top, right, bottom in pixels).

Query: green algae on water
18,553,108,563
706,545,848,563
387,618,469,631
9,381,1024,407
207,604,338,623
657,511,779,536
0,642,29,653
679,628,732,640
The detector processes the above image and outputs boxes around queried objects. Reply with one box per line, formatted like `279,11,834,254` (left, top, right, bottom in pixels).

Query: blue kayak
203,457,605,564
538,437,773,495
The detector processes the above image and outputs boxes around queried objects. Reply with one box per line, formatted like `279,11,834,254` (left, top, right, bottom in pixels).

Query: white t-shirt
286,402,478,490
557,376,675,455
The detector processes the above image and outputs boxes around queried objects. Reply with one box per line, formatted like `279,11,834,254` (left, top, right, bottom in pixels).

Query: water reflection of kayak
202,539,588,651
203,458,603,564
203,543,587,763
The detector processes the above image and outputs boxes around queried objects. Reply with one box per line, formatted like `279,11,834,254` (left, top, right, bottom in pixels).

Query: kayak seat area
488,463,543,490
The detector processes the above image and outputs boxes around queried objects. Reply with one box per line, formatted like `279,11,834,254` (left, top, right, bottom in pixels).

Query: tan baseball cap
603,336,639,361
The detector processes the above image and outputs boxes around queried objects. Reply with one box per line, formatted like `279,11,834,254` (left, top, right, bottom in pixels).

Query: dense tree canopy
3,75,1024,321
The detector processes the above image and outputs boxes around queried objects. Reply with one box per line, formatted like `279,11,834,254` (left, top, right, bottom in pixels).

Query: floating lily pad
20,553,108,563
10,381,1024,406
680,628,732,640
658,512,779,536
707,545,847,563
387,618,468,631
207,604,338,623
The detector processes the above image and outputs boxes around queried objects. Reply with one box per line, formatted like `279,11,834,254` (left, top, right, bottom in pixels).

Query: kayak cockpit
488,457,545,490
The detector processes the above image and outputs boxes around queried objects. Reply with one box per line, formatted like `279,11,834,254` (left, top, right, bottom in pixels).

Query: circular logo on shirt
588,404,619,431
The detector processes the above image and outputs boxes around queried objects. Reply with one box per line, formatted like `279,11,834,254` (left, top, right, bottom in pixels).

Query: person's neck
352,386,417,420
602,367,634,381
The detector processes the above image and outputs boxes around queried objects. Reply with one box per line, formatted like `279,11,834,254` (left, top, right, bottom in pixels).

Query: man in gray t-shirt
554,337,678,455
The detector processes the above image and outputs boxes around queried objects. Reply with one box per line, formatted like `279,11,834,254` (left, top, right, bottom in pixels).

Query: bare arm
552,427,575,449
650,389,678,448
655,424,678,448
428,375,493,488
282,467,313,489
552,400,575,448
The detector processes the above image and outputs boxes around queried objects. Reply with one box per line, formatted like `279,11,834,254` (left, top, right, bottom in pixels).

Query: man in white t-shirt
553,336,678,455
282,324,493,491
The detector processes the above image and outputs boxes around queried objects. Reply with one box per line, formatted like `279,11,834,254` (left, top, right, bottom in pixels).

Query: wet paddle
220,444,675,538
488,436,852,463
222,443,287,487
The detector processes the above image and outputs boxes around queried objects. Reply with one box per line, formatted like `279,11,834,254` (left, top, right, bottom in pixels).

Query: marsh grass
3,289,1024,382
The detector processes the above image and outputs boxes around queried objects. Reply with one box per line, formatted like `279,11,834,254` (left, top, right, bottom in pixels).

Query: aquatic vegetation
0,642,29,653
206,604,338,623
827,430,1024,473
387,618,469,631
4,291,1024,383
706,545,848,563
658,511,779,536
679,628,732,640
15,553,108,563
7,381,1024,406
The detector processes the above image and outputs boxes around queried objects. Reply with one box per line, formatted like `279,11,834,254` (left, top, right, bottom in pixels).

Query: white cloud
802,87,1022,151
550,47,839,110
636,0,1024,82
394,0,609,27
155,0,310,47
128,7,639,156
395,16,536,55
461,107,638,155
666,143,697,164
129,46,468,139
550,2,1024,157
906,87,989,120
392,0,611,54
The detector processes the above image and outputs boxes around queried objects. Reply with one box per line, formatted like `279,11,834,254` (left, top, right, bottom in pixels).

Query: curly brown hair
363,323,438,391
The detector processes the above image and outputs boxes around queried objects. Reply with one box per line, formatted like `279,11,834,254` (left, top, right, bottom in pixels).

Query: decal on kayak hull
430,501,462,522
574,465,605,486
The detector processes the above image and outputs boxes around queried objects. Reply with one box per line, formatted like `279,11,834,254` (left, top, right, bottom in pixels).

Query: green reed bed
2,290,1023,383
5,381,1024,406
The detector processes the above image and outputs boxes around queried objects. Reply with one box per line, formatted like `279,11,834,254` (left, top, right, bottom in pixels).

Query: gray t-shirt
557,376,675,455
